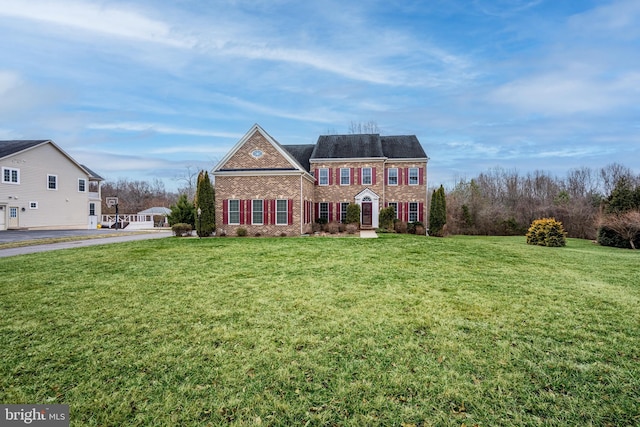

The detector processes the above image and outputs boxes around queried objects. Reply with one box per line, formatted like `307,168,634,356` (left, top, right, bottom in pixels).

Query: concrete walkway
0,230,172,258
359,230,378,238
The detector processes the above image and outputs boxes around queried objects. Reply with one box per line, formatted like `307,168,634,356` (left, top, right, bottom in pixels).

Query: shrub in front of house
415,224,426,235
345,203,361,225
526,218,567,247
394,221,408,234
327,222,340,234
236,227,247,237
378,206,396,231
346,224,358,234
171,223,192,237
338,222,346,233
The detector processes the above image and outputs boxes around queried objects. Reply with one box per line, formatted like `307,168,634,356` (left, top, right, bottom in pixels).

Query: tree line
442,163,640,243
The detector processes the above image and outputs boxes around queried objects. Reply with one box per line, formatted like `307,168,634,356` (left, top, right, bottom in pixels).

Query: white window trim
29,201,38,209
319,202,329,222
409,168,419,186
388,202,399,219
340,202,349,223
409,202,419,222
2,167,20,184
388,168,398,186
228,199,240,225
78,178,87,192
361,167,372,185
252,199,263,225
89,202,96,216
276,199,288,226
340,168,350,186
318,168,329,186
47,174,58,191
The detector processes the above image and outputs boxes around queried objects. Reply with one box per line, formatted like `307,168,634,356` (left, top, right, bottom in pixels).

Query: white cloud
0,0,194,47
0,70,21,95
87,122,241,138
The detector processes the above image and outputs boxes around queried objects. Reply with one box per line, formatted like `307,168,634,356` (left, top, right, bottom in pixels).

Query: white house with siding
0,140,103,230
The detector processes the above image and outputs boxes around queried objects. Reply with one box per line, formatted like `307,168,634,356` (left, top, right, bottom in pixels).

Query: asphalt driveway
0,229,172,258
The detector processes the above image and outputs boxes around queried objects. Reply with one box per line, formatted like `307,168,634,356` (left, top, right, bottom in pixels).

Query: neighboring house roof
0,139,104,180
0,140,50,159
138,207,171,215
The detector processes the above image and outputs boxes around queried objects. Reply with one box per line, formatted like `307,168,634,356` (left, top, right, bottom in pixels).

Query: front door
362,202,372,227
0,206,6,230
8,206,19,229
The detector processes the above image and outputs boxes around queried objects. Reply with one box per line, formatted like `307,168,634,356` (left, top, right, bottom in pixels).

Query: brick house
212,124,429,236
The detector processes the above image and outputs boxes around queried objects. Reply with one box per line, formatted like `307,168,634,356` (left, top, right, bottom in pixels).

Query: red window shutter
419,202,424,222
405,168,410,185
328,203,333,222
397,202,402,221
263,200,268,224
288,199,293,225
269,200,274,225
328,168,333,185
398,168,403,186
314,169,319,185
350,168,355,185
358,168,362,185
384,168,388,185
419,167,424,185
223,199,228,224
404,202,409,222
372,167,376,185
239,200,245,224
336,203,341,221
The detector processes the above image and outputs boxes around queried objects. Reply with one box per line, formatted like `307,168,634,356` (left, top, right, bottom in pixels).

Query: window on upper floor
78,178,87,192
318,168,329,186
361,167,372,185
387,168,398,186
409,168,419,185
2,167,19,184
340,168,350,185
47,174,58,190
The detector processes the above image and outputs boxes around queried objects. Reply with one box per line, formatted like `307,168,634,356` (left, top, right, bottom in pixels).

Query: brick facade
213,125,428,236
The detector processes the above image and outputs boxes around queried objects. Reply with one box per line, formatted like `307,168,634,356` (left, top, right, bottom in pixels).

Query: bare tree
348,121,380,134
599,210,640,249
174,166,199,201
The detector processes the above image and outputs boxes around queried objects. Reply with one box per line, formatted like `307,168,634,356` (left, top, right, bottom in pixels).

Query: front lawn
1,235,638,426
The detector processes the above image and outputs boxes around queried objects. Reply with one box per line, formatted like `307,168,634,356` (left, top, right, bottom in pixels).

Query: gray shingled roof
80,164,104,181
282,144,315,172
311,134,385,158
0,140,49,159
381,135,427,158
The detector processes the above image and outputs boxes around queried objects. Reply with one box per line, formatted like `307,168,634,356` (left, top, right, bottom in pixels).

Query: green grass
1,235,638,426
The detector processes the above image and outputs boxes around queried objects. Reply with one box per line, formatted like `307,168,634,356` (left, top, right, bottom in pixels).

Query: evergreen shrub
526,218,567,247
236,227,247,237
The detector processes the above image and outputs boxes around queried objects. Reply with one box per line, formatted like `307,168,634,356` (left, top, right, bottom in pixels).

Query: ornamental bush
171,223,192,237
526,218,567,247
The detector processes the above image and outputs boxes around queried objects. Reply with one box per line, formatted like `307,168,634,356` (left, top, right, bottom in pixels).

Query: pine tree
195,170,215,237
429,185,447,236
168,194,195,226
606,176,636,214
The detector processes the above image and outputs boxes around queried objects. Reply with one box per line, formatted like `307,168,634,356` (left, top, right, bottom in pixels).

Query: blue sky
1,0,639,192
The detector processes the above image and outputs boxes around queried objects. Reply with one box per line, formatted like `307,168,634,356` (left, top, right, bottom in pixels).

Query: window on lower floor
30,201,38,209
228,199,240,224
47,174,58,190
276,199,288,225
340,202,349,223
409,202,418,222
252,199,263,225
89,203,96,216
3,167,19,184
388,202,398,218
319,202,329,222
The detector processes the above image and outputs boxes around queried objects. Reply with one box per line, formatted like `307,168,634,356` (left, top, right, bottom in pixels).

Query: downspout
425,157,430,235
300,174,303,235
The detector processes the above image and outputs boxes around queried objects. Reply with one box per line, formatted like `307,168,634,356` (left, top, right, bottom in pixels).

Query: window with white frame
252,199,263,225
78,178,87,192
47,174,58,190
89,203,96,216
276,199,287,225
387,168,398,185
29,201,38,209
340,202,349,223
361,167,372,185
318,168,329,186
319,202,329,222
228,199,240,224
340,168,350,185
409,168,419,185
388,202,399,219
2,167,19,184
409,202,418,222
